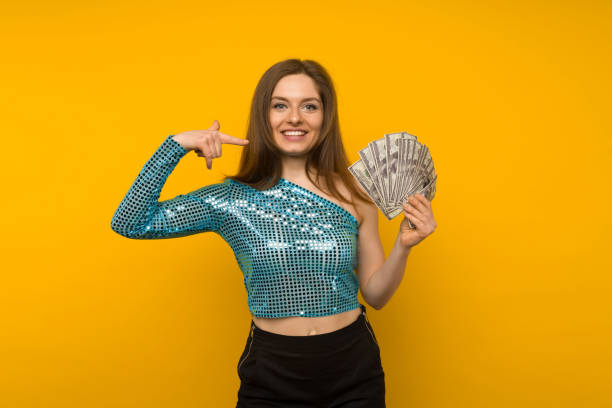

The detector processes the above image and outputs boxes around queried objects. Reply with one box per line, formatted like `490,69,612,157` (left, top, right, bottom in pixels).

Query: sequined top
111,134,361,318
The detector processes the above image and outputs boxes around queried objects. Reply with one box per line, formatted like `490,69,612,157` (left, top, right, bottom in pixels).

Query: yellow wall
2,1,610,406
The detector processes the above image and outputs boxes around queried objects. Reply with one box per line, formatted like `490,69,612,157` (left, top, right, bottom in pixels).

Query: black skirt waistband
249,304,370,351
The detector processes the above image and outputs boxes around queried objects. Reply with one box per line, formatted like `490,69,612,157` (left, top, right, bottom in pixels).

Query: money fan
348,131,437,228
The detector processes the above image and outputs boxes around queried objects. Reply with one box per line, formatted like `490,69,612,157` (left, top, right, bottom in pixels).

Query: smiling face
269,73,324,157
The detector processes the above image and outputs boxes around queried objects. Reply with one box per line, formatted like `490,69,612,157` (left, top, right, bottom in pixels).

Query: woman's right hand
172,119,249,170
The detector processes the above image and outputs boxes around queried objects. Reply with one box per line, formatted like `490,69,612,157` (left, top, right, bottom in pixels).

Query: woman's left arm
357,193,437,309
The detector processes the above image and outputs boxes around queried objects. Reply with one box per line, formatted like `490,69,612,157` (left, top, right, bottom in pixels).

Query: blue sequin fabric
111,135,361,318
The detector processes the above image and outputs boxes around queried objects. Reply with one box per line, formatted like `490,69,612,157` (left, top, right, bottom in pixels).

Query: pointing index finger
219,132,250,145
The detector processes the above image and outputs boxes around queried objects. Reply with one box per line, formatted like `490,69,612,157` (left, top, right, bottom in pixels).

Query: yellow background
2,0,611,406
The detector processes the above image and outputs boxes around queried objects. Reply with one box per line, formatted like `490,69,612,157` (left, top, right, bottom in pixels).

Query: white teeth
283,131,306,136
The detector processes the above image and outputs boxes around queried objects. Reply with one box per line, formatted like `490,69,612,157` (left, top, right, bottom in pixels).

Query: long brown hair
224,58,372,207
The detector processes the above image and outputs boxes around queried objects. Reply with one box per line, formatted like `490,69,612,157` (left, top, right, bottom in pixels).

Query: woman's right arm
110,121,249,239
110,134,230,239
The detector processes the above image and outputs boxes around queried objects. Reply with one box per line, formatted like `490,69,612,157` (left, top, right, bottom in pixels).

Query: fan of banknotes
348,131,437,226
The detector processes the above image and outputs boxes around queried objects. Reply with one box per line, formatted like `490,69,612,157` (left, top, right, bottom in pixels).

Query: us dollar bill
385,132,417,207
348,159,388,215
403,143,428,201
368,138,390,205
398,139,418,204
358,145,385,208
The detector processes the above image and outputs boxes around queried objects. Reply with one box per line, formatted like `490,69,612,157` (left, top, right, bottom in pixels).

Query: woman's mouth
281,130,308,141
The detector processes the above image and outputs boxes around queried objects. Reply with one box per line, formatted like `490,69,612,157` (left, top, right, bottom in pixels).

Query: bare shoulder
329,173,378,227
353,195,378,228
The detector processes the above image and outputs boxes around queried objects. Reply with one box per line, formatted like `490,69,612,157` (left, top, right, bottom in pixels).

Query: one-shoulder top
111,134,361,318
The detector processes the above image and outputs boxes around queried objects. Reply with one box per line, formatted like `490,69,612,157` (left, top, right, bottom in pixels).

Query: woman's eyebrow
271,96,321,103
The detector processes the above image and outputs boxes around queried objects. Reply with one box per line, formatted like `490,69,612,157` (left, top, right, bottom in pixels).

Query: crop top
111,134,361,318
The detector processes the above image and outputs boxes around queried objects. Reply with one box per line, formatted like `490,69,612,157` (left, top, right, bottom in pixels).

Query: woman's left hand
399,193,437,249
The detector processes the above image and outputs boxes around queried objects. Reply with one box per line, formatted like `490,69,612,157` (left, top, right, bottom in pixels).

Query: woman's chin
279,148,310,157
274,142,313,156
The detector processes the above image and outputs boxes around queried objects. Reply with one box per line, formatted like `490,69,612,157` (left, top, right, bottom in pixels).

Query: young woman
111,59,437,407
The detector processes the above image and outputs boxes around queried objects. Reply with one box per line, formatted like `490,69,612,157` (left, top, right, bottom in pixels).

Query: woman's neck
280,156,310,182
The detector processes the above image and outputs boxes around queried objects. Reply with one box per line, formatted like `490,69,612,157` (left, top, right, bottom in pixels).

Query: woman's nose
288,107,302,123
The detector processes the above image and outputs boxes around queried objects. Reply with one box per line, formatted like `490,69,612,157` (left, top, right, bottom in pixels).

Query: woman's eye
272,103,318,111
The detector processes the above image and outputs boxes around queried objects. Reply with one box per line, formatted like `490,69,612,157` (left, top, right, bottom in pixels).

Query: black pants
236,304,386,408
